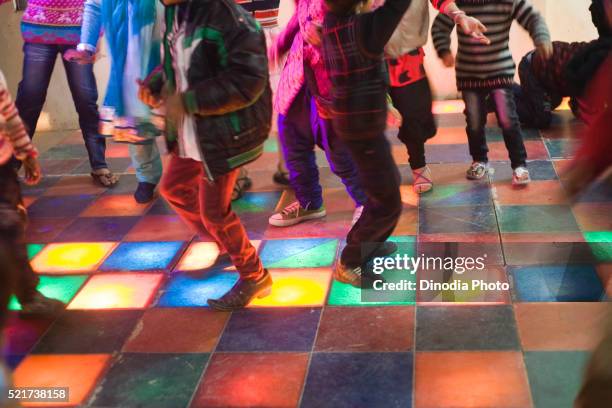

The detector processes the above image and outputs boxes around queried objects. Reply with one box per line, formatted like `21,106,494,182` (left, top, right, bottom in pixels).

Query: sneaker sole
512,178,531,186
414,183,433,194
268,209,327,227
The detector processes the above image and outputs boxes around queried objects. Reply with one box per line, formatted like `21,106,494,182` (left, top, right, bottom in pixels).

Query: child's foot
466,162,489,180
512,166,531,186
351,205,364,227
268,201,326,227
207,269,272,311
134,182,157,203
20,291,65,317
412,166,433,193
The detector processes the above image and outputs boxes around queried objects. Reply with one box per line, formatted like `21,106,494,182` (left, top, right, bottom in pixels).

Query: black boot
207,269,273,311
134,182,156,203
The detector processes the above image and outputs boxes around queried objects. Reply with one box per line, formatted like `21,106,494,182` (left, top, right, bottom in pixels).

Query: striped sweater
0,71,36,164
236,0,280,29
432,0,550,90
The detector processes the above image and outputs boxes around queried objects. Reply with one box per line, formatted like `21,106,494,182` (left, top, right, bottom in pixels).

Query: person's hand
441,52,455,67
535,41,554,63
455,14,490,45
137,79,162,108
304,21,322,47
64,49,96,65
22,154,41,185
387,103,403,128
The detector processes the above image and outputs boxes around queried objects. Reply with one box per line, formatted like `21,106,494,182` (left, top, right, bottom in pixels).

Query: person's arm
78,0,103,53
431,12,455,66
435,1,489,44
0,74,35,161
276,12,300,56
361,0,412,55
0,72,41,185
181,20,269,116
512,0,552,60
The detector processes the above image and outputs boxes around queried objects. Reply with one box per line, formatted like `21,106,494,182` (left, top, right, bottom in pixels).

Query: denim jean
129,142,163,184
278,87,367,210
15,42,107,170
462,88,528,169
160,155,263,280
341,135,402,268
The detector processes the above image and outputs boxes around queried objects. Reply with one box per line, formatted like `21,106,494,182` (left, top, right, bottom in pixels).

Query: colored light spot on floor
432,100,465,114
400,186,419,207
556,97,571,111
327,279,415,306
8,275,88,311
583,231,612,262
176,241,261,272
100,241,184,271
233,192,282,213
67,274,163,310
27,244,45,260
261,238,338,268
157,270,239,307
250,268,331,307
31,242,117,273
13,354,111,407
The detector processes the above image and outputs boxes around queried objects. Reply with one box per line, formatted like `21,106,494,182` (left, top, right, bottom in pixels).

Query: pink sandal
412,166,433,194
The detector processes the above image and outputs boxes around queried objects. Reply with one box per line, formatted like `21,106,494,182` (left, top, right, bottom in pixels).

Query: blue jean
129,141,162,184
15,42,107,170
462,88,528,169
278,87,366,209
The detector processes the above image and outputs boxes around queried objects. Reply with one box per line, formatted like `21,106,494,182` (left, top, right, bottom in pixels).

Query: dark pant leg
491,88,528,169
199,167,263,281
15,43,58,138
278,87,322,209
390,78,436,169
462,90,489,163
61,46,107,170
518,52,553,129
0,164,39,304
314,101,367,207
340,136,402,268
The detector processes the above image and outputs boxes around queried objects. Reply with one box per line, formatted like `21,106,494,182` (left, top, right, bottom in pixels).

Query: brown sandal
91,169,119,188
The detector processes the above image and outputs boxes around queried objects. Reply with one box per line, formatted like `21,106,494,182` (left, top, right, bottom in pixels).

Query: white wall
0,0,598,131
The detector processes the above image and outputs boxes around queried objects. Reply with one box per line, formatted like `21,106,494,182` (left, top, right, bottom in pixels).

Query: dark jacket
322,0,411,140
158,0,272,180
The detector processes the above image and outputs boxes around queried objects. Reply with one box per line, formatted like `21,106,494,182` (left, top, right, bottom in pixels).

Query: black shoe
134,182,157,203
19,291,65,317
273,170,290,186
372,241,398,258
207,269,273,311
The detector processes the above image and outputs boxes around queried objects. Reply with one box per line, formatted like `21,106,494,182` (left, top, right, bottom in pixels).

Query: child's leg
462,90,489,164
340,136,402,268
0,163,40,304
490,88,528,169
315,108,367,207
389,78,435,169
278,87,322,209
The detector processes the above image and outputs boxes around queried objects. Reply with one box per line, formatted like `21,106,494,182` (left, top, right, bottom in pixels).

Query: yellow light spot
432,100,465,114
31,243,117,273
67,274,163,310
249,268,331,307
177,241,261,271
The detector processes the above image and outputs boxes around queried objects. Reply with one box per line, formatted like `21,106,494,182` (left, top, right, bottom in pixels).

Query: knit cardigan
432,0,550,90
21,0,85,45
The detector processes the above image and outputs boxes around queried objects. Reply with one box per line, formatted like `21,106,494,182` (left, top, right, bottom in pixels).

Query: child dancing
0,70,65,317
432,0,552,185
321,0,412,286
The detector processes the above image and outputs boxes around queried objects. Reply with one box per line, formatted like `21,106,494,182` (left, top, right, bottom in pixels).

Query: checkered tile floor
4,102,611,407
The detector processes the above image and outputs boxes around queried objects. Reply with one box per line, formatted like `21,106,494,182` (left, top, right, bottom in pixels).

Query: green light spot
8,275,88,311
584,231,612,262
267,240,338,268
27,244,45,260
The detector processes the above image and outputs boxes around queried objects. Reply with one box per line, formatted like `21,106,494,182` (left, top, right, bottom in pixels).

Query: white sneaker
351,205,364,227
412,166,433,194
268,201,326,227
466,161,489,180
512,166,531,186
